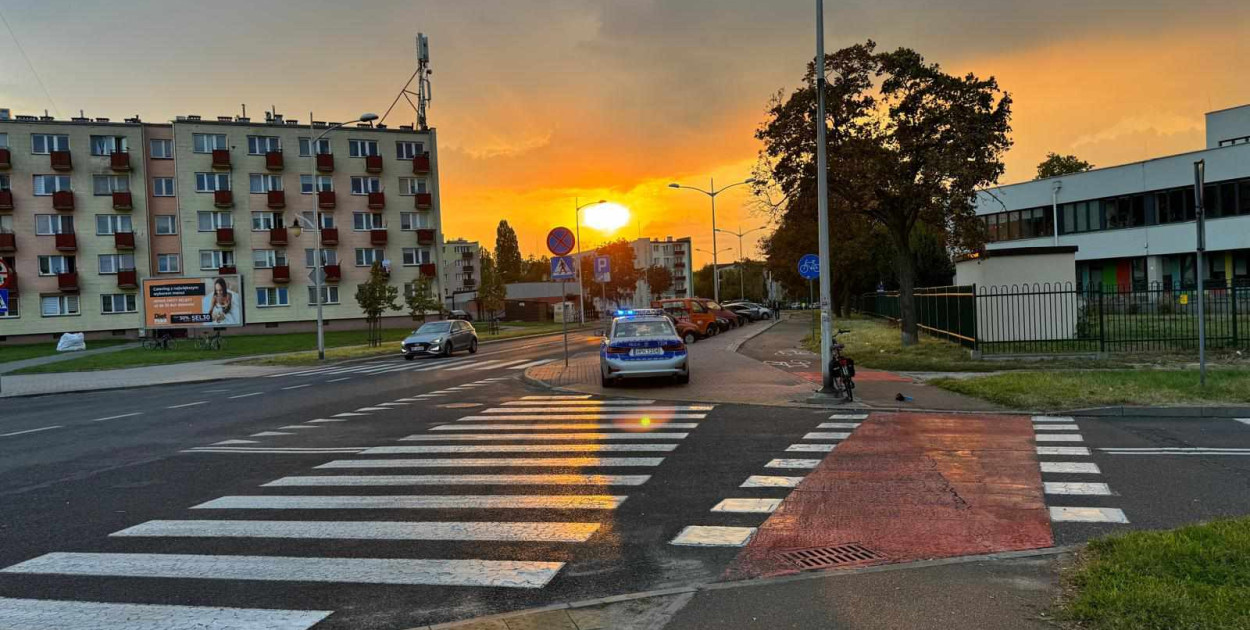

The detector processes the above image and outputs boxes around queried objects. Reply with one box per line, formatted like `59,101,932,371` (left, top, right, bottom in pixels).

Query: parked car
400,320,478,359
665,314,702,345
652,298,719,338
447,309,473,321
699,299,747,329
600,310,690,386
722,302,759,321
725,301,772,320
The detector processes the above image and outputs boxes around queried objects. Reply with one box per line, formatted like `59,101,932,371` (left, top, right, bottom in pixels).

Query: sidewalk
0,358,286,397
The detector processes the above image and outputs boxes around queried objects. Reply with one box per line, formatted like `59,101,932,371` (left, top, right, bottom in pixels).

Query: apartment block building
576,236,693,311
441,238,479,313
0,109,443,343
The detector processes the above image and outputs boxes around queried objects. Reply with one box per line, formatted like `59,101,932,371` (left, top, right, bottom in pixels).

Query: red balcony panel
0,232,15,252
414,192,433,209
267,190,286,209
412,153,431,174
50,150,72,171
365,154,383,173
370,229,387,245
320,227,338,246
461,265,474,274
416,228,435,245
54,232,77,251
218,265,237,275
4,268,17,296
323,264,342,282
272,265,290,283
117,268,138,289
0,190,12,210
265,150,284,170
57,272,78,292
215,227,235,245
214,190,233,208
367,191,385,209
317,190,336,209
112,191,133,210
269,226,288,245
109,152,131,172
211,149,231,169
0,147,10,169
419,263,437,278
316,153,334,173
113,231,135,250
52,190,75,211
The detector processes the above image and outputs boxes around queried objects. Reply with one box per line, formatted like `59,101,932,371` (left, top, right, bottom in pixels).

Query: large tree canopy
494,220,523,283
1036,152,1094,179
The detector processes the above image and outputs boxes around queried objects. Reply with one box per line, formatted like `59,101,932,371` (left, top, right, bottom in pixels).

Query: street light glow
582,202,631,232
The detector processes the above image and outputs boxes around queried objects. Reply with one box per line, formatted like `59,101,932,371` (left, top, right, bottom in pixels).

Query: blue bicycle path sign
798,254,820,280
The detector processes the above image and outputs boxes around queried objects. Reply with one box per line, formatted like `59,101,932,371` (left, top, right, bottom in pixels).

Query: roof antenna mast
416,33,432,130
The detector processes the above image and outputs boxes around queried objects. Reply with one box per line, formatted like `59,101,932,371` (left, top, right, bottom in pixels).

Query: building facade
0,109,443,343
441,238,479,313
572,236,694,312
974,104,1250,290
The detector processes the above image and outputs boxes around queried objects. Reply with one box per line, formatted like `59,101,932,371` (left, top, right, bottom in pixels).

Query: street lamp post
668,178,754,303
715,225,767,301
695,247,732,298
573,198,606,325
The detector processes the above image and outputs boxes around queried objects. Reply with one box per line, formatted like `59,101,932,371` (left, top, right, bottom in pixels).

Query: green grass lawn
931,369,1250,409
1061,517,1250,630
0,339,132,365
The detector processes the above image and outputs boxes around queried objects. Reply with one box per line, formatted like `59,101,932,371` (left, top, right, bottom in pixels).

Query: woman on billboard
204,277,240,326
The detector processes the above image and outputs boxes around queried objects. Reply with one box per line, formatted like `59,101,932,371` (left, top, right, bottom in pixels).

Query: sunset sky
2,0,1248,266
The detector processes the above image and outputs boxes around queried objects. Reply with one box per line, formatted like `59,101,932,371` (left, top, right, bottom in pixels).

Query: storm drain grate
777,543,886,570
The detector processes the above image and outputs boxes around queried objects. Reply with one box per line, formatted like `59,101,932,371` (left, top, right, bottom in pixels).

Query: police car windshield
613,320,675,339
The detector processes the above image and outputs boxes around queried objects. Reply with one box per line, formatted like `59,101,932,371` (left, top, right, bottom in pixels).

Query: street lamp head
743,178,757,185
358,113,379,122
667,183,680,189
290,224,302,239
597,199,606,204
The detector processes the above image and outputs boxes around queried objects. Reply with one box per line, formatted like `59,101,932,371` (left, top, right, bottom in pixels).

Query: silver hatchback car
599,311,690,386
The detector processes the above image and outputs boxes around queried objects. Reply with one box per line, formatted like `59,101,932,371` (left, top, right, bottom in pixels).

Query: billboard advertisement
142,276,245,328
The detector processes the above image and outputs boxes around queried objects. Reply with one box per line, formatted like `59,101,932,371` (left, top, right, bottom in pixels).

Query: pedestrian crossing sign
551,256,576,280
0,289,8,316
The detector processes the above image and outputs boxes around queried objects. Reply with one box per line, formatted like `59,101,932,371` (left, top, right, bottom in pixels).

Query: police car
600,309,690,387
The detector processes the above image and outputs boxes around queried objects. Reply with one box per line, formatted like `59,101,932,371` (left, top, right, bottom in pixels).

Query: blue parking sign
594,256,610,283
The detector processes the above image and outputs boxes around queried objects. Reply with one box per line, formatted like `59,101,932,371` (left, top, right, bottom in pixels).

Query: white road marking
802,432,850,441
740,475,804,488
1097,447,1250,455
250,431,293,437
481,406,713,414
764,458,821,469
210,440,258,446
1033,424,1080,431
0,552,564,589
166,401,207,409
455,414,707,421
361,444,679,454
1032,415,1075,423
89,412,141,423
316,457,665,469
1049,507,1129,523
828,414,869,420
184,447,366,453
393,398,422,402
0,597,331,630
508,359,554,370
1035,434,1084,442
228,392,264,399
437,423,701,431
307,418,348,423
818,422,860,429
279,425,319,430
504,399,657,406
786,443,836,453
333,412,367,417
0,426,63,437
112,520,602,543
1044,482,1112,495
355,407,390,412
480,359,530,370
377,402,409,406
326,377,351,383
670,526,756,547
1039,462,1101,474
264,474,652,487
409,358,477,372
447,360,503,371
400,432,689,441
282,384,312,390
1236,418,1250,426
711,498,782,513
193,495,628,510
1037,446,1091,455
522,395,593,400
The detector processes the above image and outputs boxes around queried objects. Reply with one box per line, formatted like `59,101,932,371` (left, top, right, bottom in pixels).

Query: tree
578,239,641,309
756,40,1011,345
494,220,523,283
1036,152,1093,179
477,250,506,321
645,265,673,300
404,276,440,322
354,261,400,346
520,255,550,282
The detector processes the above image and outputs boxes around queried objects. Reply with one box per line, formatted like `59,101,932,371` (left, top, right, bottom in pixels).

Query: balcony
318,190,336,209
0,147,10,169
112,191,133,210
0,190,12,210
52,190,75,211
211,149,231,169
117,268,138,289
113,231,135,250
50,150,72,171
214,190,233,208
463,278,477,288
461,251,473,259
218,265,237,275
316,153,334,173
365,154,383,173
267,190,286,209
4,269,16,295
215,227,235,245
369,229,387,245
0,232,14,252
416,228,435,245
265,150,284,171
414,192,433,209
110,152,131,172
54,232,77,251
461,264,474,274
323,264,341,282
272,265,290,283
320,227,339,246
57,272,78,292
674,261,686,269
269,227,288,245
367,191,385,209
419,263,437,278
412,152,431,174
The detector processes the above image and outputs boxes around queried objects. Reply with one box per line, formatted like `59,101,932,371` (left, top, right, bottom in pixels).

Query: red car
698,299,747,331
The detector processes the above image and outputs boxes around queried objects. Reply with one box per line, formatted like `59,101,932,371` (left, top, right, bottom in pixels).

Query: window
305,248,338,267
92,175,130,195
308,286,340,305
349,139,379,157
298,137,332,156
98,253,136,274
192,133,227,153
157,253,180,273
249,173,283,193
300,211,334,228
396,141,423,159
355,248,384,266
0,174,8,191
400,212,432,230
1240,182,1250,216
251,212,284,231
402,247,433,266
251,249,287,269
0,295,18,318
101,293,137,314
195,172,231,192
0,133,7,149
37,255,74,276
399,177,427,195
90,136,128,156
31,134,69,154
33,175,71,195
0,215,11,232
352,212,384,230
247,136,281,155
350,176,381,195
35,215,74,235
95,214,133,235
256,286,289,307
199,250,235,270
153,177,176,197
299,174,333,193
41,295,79,316
149,138,173,159
196,211,233,231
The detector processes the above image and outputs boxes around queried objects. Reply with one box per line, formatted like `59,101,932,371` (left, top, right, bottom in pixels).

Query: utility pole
1194,160,1207,387
814,0,835,393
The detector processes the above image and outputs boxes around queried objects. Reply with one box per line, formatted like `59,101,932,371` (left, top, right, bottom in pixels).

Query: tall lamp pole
668,178,754,303
716,225,767,301
696,247,732,297
573,198,606,324
814,0,836,393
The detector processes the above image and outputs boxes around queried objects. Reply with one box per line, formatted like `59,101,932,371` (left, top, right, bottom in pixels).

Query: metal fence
856,282,1250,355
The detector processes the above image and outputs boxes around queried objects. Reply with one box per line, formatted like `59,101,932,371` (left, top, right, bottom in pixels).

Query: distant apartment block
441,238,479,313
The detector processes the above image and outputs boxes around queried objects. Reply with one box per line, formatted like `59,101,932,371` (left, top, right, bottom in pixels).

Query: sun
583,203,631,232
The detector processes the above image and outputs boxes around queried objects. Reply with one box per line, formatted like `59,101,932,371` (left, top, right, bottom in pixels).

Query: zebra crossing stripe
409,358,477,372
455,414,707,421
359,444,680,454
670,526,756,547
399,433,689,441
522,395,592,400
711,498,782,513
262,474,652,487
1037,446,1091,455
764,458,821,469
355,407,390,412
504,399,658,406
817,422,860,429
508,359,554,370
481,405,713,414
740,475,804,488
828,414,869,420
183,447,367,454
1033,415,1075,423
1044,482,1112,495
438,423,701,431
1040,462,1101,474
447,360,505,371
1035,434,1084,442
786,443,836,452
0,598,331,630
333,412,367,417
480,359,530,370
1049,507,1128,523
316,457,665,468
802,432,850,441
0,552,564,588
307,418,348,423
250,431,293,437
1033,424,1080,431
111,520,602,542
192,495,628,510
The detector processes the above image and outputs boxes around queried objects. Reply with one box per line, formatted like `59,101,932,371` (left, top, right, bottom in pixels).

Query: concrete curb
1060,405,1250,418
0,376,241,400
412,544,1082,629
725,316,784,354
